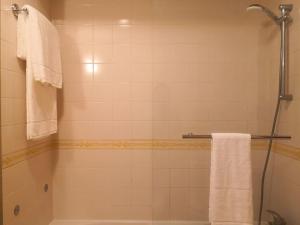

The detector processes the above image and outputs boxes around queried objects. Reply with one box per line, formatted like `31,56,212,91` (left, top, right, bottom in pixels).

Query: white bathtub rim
49,220,209,225
49,220,267,225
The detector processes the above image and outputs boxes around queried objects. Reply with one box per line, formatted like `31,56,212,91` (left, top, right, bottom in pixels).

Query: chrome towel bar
182,133,291,140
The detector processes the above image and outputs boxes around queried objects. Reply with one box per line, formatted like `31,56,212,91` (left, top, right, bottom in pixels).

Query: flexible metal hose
257,96,281,225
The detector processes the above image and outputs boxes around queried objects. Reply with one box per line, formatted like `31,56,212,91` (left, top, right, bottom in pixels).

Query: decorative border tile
1,141,56,169
57,139,211,150
56,139,269,151
274,143,300,161
2,139,299,169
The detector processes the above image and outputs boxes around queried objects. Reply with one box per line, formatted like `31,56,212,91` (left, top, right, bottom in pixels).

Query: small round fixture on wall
44,184,49,192
13,205,20,216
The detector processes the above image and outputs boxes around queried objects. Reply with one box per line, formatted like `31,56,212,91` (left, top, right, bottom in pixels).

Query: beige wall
1,0,299,224
256,1,300,225
1,0,54,225
270,153,300,225
53,0,261,141
270,1,300,225
51,0,270,221
53,144,273,221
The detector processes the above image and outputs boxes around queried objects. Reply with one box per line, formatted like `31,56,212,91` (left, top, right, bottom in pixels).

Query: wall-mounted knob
13,205,20,216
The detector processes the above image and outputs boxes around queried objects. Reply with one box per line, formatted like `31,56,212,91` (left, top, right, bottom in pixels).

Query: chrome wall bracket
11,3,28,18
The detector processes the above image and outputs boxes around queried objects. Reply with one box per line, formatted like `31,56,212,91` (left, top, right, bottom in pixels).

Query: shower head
246,4,264,11
247,4,280,24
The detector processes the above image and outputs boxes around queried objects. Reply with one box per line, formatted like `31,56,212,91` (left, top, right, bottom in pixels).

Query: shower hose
257,96,281,225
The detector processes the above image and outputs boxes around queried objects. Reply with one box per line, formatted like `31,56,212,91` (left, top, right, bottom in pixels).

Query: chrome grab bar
182,133,291,140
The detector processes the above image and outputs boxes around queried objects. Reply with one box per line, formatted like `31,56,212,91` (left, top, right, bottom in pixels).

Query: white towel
26,64,58,139
17,5,62,139
210,133,254,225
17,12,27,60
18,5,62,88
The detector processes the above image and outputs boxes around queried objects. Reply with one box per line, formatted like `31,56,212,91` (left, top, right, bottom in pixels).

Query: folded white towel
18,5,62,88
17,12,27,60
17,5,62,139
26,63,58,139
209,133,254,225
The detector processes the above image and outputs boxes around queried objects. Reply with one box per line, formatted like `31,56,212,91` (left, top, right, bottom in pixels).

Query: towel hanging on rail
17,5,62,139
209,133,254,225
17,4,63,88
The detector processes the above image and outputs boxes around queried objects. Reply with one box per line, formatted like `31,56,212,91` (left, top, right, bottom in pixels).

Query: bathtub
49,220,209,225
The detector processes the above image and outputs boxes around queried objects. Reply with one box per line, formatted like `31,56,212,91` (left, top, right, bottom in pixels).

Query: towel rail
11,3,28,18
182,133,291,140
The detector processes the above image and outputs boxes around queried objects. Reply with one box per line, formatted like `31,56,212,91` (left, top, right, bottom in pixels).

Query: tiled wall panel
257,1,300,224
50,0,269,221
1,0,54,225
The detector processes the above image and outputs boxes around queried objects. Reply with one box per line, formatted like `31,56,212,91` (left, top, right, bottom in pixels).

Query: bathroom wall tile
49,0,279,221
109,187,132,205
112,44,132,63
58,121,112,139
94,25,113,44
170,187,190,220
132,25,153,43
132,149,152,167
131,63,152,83
152,121,169,139
61,84,95,101
209,102,248,121
270,155,300,225
170,169,189,187
189,169,210,188
132,44,153,63
153,187,170,220
62,63,94,84
93,63,115,83
107,168,132,187
132,0,153,25
0,9,17,43
132,102,152,121
60,43,93,63
0,0,11,11
113,102,132,121
258,1,300,223
189,188,209,220
169,150,190,168
2,1,54,223
94,44,114,63
61,101,113,121
3,151,54,225
152,83,170,102
189,150,210,169
110,63,132,82
57,24,93,45
131,83,152,101
153,150,170,169
93,0,133,25
51,0,94,25
153,169,170,187
1,40,25,73
113,25,131,44
132,167,152,187
132,188,152,206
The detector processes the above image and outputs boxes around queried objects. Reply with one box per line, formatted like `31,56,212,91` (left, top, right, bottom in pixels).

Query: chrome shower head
247,4,280,24
246,4,264,11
